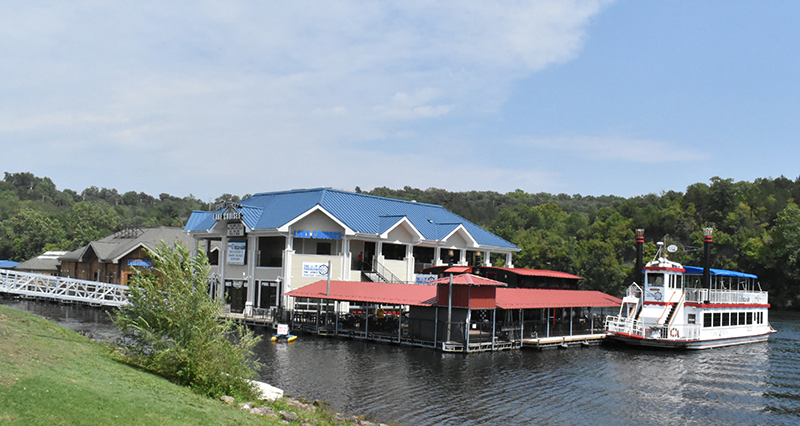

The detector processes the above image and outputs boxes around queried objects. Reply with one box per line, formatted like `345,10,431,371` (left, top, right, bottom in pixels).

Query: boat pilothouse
606,229,776,349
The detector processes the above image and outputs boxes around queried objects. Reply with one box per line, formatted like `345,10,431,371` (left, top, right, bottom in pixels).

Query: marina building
184,188,521,316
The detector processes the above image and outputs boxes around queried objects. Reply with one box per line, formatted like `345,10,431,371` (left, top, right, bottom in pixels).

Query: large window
258,237,285,267
382,243,406,261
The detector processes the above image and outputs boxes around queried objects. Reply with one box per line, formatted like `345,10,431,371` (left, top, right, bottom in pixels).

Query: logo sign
302,262,330,278
293,230,342,240
227,222,245,237
227,241,246,265
277,324,289,335
127,259,151,267
667,244,678,253
415,274,438,284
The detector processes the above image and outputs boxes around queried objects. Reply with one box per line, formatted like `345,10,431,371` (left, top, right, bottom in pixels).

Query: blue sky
2,1,798,201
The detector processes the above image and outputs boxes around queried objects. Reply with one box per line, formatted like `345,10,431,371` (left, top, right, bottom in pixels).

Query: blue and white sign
293,230,342,240
227,241,246,265
415,274,438,285
128,259,151,267
302,262,330,278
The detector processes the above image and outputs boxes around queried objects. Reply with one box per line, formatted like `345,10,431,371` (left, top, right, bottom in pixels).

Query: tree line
3,172,800,309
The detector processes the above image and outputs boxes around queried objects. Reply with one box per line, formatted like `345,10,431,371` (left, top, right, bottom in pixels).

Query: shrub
112,242,261,399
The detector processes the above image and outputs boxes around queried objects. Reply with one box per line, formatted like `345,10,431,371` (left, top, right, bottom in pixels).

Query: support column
505,253,514,268
483,251,491,267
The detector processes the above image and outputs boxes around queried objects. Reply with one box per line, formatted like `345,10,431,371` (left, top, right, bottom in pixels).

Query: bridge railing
0,268,129,307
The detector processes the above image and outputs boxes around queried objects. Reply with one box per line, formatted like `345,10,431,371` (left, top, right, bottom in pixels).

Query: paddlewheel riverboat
605,229,776,349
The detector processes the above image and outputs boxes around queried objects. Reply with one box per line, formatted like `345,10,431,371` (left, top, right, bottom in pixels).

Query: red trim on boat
643,266,685,272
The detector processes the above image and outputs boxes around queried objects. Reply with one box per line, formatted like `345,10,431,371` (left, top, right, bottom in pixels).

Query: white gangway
0,268,128,307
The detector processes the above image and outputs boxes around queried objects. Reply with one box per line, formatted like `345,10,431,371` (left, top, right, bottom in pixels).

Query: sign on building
415,274,438,284
302,262,330,278
227,241,246,265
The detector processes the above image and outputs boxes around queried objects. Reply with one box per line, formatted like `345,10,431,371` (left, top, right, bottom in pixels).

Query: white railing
0,268,128,307
684,288,768,305
606,315,702,340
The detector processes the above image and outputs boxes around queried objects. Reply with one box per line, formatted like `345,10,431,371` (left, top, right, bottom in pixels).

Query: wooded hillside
3,172,800,309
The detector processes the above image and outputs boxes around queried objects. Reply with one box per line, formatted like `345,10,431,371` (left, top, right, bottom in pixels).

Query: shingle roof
61,227,193,263
185,188,519,250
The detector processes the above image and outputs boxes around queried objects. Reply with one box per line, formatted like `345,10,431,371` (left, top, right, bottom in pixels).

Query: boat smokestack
635,229,644,285
703,228,713,288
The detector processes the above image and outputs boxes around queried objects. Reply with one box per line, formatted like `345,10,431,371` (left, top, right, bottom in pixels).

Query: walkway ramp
0,268,128,307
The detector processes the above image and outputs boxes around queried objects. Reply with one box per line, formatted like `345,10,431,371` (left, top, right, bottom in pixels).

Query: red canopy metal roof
495,267,583,280
284,280,437,306
495,288,621,309
443,265,472,273
428,274,507,286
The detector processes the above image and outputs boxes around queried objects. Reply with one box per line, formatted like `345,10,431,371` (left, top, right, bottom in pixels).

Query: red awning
428,273,507,286
284,280,437,306
495,288,621,309
495,267,583,280
443,265,472,273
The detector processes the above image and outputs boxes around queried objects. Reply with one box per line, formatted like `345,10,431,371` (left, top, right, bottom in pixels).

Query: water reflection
4,297,799,426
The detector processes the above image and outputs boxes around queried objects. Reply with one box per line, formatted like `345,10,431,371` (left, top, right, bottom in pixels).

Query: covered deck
284,276,621,352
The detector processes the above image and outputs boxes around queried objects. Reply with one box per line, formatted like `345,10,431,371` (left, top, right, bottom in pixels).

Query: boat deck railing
606,315,702,340
684,288,768,305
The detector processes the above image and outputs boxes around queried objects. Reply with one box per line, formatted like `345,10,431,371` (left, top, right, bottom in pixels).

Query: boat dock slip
284,276,620,353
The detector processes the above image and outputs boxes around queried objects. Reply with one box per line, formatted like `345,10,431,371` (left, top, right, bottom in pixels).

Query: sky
2,1,799,202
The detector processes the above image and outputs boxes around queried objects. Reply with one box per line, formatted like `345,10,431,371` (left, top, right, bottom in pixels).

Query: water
4,297,799,425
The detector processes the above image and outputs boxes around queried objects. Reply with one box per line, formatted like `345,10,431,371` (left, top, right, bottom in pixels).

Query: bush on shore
112,242,261,400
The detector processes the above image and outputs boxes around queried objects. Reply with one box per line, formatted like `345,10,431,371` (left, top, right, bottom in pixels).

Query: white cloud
0,1,611,198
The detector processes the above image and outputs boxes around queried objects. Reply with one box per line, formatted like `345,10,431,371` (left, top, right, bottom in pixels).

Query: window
316,242,331,255
731,312,738,326
382,243,406,261
703,313,712,327
739,312,746,325
722,312,730,327
647,273,664,288
746,312,753,325
713,313,721,327
688,313,696,324
258,237,284,267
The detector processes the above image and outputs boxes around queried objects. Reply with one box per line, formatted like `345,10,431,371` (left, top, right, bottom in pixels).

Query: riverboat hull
606,329,775,350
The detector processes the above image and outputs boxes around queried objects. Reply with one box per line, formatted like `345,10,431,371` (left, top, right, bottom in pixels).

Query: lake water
4,298,799,426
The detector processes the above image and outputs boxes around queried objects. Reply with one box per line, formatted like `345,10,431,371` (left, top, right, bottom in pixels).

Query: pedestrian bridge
0,268,128,307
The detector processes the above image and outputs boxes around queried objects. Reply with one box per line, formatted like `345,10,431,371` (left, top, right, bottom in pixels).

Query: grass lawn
0,304,353,426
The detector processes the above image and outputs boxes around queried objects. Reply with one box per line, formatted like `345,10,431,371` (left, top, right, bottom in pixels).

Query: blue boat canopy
682,265,758,280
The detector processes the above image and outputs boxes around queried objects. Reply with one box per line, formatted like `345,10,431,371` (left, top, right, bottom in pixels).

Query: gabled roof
429,273,507,286
185,188,519,251
285,280,437,306
495,289,622,309
60,227,193,264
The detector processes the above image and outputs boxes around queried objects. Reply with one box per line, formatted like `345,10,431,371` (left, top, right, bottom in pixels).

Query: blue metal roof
0,260,20,269
682,265,758,279
185,188,519,250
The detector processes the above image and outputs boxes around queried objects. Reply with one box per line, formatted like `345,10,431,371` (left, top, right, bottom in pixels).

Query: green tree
7,209,66,260
112,243,261,399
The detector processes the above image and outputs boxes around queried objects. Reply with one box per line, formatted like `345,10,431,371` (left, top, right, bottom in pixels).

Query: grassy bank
0,304,363,426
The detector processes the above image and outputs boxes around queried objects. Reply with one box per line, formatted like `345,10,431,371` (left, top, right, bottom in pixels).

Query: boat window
688,313,696,324
731,312,738,326
703,313,712,327
713,313,721,327
739,312,746,325
746,312,753,325
647,273,664,288
722,312,730,327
